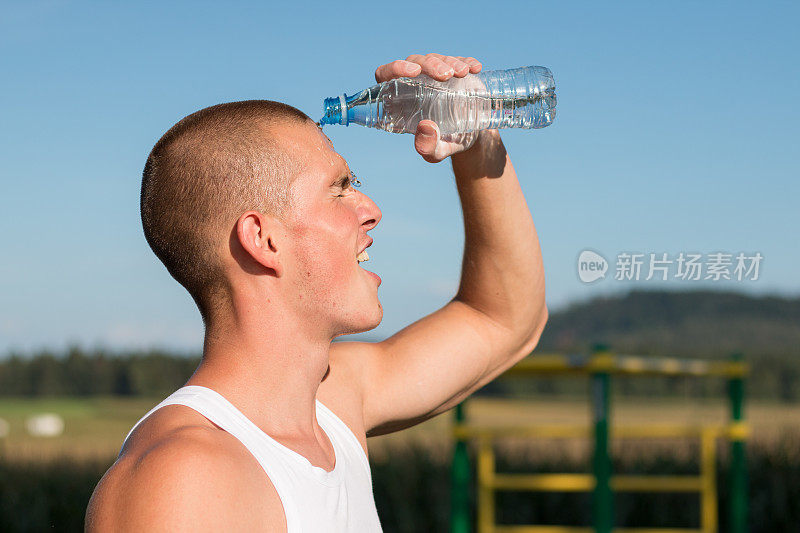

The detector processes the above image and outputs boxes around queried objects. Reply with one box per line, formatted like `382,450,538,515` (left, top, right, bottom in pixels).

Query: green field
1,396,798,532
2,395,798,462
0,397,158,461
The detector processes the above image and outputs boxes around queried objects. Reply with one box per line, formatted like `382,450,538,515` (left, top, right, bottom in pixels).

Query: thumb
414,120,440,162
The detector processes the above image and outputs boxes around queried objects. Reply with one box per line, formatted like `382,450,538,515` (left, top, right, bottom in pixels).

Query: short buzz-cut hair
141,100,312,323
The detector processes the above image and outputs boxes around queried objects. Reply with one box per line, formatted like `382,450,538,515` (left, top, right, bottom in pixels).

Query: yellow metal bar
504,355,748,378
455,424,590,440
483,472,708,494
726,422,750,441
660,359,684,373
492,474,595,492
708,360,749,378
700,429,718,533
504,354,589,376
492,527,704,533
612,476,703,492
478,436,496,533
615,425,721,439
456,423,731,441
494,527,593,533
615,529,705,533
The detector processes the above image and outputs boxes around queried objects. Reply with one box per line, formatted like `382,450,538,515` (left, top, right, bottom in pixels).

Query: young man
86,52,547,532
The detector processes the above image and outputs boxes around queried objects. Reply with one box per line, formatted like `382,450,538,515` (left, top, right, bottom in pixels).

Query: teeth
357,250,369,263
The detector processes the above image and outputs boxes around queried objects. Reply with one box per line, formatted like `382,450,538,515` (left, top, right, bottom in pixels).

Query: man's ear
236,211,283,277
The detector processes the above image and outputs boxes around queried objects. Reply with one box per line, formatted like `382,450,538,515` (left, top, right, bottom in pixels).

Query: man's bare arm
334,53,547,436
450,129,546,340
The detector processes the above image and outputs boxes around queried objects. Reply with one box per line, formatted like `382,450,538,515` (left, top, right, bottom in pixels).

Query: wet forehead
280,122,350,193
288,122,347,173
315,126,349,174
318,127,335,151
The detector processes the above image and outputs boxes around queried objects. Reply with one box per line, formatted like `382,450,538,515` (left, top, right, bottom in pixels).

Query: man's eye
335,176,352,197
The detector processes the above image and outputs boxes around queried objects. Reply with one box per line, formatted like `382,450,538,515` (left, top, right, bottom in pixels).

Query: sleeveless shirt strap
316,400,371,472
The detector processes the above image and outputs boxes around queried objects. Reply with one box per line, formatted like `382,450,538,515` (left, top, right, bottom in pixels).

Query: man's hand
374,53,484,163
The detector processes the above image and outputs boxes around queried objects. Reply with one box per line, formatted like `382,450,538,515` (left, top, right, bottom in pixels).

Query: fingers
414,120,442,163
414,120,481,163
375,54,483,84
458,56,483,74
403,53,483,82
447,56,473,77
374,59,422,83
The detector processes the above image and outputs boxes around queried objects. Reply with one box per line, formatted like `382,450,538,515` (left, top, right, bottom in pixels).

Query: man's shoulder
86,406,285,532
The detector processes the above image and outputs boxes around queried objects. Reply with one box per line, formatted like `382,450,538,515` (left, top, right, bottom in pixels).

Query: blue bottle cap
320,95,348,126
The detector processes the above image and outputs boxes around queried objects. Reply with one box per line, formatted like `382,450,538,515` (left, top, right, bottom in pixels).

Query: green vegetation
2,290,798,401
0,348,199,398
1,440,798,532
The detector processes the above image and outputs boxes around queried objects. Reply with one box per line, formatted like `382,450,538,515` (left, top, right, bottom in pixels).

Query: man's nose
357,191,382,231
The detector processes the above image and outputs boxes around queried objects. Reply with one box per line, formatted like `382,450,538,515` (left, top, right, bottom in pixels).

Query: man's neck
185,303,333,441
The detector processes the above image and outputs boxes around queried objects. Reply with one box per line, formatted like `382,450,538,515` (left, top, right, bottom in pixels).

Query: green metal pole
591,345,613,533
451,402,471,533
729,352,748,533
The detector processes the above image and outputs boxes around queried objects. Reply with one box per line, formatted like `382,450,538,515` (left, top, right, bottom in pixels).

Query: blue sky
1,1,798,354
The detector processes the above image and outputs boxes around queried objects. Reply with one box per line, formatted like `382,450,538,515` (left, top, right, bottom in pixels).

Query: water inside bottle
319,66,556,134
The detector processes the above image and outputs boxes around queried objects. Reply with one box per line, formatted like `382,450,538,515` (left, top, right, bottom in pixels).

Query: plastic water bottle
318,65,556,135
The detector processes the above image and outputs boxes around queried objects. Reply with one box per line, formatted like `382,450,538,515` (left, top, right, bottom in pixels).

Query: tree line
0,347,199,397
1,344,798,402
2,290,797,400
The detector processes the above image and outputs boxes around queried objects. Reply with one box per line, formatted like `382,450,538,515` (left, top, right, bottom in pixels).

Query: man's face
280,121,383,336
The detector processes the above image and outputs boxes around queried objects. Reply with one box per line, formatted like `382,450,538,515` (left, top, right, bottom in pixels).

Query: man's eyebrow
329,167,353,187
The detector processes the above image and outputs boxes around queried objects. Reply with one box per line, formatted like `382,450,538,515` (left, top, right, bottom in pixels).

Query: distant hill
538,289,800,359
519,289,800,401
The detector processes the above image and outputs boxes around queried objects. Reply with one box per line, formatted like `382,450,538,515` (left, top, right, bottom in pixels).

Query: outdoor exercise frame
450,348,749,533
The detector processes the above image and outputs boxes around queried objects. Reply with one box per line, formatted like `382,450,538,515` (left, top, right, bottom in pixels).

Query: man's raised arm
450,128,546,347
332,53,547,436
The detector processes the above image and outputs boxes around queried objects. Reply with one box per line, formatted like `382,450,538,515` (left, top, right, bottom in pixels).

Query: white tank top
121,385,383,532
